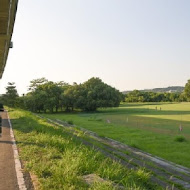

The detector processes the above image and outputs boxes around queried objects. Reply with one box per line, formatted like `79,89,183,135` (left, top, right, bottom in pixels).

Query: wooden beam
0,35,9,40
0,0,19,79
0,12,8,17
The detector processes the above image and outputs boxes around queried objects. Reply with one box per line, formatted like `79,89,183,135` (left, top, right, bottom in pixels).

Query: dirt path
0,112,19,190
38,115,190,190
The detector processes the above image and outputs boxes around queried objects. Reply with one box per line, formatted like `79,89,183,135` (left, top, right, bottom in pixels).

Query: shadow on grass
119,102,170,107
36,103,190,117
43,110,190,139
98,107,190,116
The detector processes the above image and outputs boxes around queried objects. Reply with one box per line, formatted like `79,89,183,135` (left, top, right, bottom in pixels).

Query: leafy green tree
28,77,48,91
85,78,122,110
21,77,122,112
63,84,86,111
179,92,187,102
56,81,70,111
26,79,69,113
19,94,35,111
184,79,190,101
125,90,183,103
3,82,19,107
64,77,122,111
40,81,63,112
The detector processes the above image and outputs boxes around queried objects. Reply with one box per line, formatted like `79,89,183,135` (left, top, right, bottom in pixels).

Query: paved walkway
0,111,19,190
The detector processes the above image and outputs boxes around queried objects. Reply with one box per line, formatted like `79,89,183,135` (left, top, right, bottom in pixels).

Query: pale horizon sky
0,0,190,95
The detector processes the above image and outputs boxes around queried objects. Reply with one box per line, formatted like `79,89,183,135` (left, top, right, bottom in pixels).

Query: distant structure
0,0,19,78
122,86,184,94
168,90,177,93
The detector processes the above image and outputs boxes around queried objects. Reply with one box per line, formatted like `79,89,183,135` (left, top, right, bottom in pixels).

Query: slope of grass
9,108,160,190
42,102,190,168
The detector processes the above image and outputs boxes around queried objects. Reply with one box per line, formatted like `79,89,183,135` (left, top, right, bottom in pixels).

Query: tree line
1,78,190,111
125,90,187,102
124,79,190,103
0,77,123,112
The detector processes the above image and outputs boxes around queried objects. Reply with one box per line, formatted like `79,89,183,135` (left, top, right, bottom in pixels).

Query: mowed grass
9,108,159,190
42,102,190,168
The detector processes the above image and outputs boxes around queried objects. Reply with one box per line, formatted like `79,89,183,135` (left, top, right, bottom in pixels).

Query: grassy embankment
9,108,160,190
42,102,190,168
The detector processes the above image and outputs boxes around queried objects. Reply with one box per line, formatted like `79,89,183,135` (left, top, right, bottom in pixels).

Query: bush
174,136,186,142
88,116,102,122
131,143,139,149
67,120,73,125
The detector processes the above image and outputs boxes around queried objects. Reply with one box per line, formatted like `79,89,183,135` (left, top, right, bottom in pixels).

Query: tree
28,77,48,92
26,79,68,113
184,79,190,101
125,90,183,103
3,82,19,107
56,81,70,111
21,77,122,112
40,81,63,112
64,77,123,111
63,84,86,111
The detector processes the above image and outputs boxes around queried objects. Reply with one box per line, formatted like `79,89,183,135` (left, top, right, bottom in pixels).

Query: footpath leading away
0,111,20,190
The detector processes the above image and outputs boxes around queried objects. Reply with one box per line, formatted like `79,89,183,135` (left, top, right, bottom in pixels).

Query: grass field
9,109,159,190
42,102,190,168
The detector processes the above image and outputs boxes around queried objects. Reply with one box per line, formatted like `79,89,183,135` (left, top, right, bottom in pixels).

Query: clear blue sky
1,0,190,95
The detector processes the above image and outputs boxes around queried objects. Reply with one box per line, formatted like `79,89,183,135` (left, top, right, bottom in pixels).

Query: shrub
174,136,186,142
67,120,73,125
131,143,139,149
88,116,102,122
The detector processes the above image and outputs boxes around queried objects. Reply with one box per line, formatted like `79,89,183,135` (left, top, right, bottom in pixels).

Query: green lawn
9,108,159,190
42,102,190,168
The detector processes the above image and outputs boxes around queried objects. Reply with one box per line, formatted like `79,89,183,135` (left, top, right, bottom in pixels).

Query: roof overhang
0,0,18,78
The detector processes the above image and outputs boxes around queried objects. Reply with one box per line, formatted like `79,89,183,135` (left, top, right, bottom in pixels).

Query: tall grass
9,108,160,190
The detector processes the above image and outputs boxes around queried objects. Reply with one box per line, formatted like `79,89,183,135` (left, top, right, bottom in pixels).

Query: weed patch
174,136,187,142
67,120,74,125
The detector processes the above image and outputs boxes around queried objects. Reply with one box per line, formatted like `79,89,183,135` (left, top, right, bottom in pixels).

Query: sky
0,0,190,95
